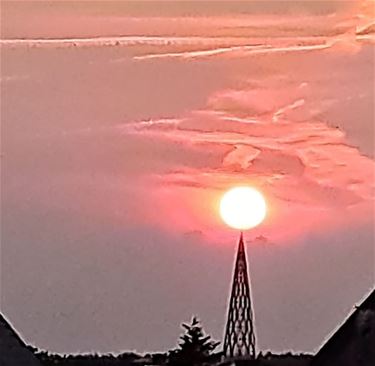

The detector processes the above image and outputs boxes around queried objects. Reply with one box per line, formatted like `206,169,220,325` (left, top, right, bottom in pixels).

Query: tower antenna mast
223,231,256,359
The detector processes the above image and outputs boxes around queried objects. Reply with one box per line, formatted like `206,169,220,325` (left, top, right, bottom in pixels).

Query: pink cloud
121,67,374,241
5,0,371,244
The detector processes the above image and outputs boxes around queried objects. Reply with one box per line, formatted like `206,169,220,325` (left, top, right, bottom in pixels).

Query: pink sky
1,0,374,356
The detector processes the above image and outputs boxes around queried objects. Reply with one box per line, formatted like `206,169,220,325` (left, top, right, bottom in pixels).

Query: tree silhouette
168,316,220,366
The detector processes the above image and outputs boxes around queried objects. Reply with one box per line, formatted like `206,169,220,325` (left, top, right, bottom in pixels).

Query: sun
220,186,266,230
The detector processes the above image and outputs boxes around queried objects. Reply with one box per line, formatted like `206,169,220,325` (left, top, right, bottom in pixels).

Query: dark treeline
30,317,219,366
29,348,167,366
29,317,312,366
30,350,313,366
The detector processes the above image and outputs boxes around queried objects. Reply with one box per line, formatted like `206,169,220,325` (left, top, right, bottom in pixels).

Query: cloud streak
133,41,336,60
120,70,374,239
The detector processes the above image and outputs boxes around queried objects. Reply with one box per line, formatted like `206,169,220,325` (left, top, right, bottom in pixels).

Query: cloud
0,35,252,49
120,64,374,240
2,0,373,55
3,0,373,242
133,41,335,60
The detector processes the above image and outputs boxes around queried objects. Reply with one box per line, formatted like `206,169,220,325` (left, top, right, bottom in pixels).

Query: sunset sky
1,0,374,355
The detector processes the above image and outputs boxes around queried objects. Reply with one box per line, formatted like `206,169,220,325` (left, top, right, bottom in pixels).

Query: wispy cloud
0,35,250,48
133,40,336,60
119,67,374,239
3,0,373,240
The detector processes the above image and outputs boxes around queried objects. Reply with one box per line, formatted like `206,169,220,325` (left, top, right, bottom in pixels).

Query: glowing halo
220,186,266,230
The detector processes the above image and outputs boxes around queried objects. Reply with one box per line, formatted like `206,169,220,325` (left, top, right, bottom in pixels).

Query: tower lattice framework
223,232,256,359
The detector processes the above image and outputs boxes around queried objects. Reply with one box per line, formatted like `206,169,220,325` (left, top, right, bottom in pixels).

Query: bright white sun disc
220,187,266,230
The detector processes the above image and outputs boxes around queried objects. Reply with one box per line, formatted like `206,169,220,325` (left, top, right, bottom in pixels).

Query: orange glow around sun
220,187,267,230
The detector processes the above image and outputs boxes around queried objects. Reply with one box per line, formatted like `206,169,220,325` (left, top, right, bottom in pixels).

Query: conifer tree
168,316,220,366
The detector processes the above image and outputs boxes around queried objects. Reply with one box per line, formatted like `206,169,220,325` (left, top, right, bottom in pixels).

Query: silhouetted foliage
31,346,314,366
28,321,315,366
256,352,313,366
34,350,147,365
167,316,220,366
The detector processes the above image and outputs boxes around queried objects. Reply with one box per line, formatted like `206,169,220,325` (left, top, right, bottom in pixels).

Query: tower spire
223,232,256,359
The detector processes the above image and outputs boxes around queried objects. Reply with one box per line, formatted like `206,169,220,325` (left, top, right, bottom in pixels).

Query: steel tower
223,232,256,359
